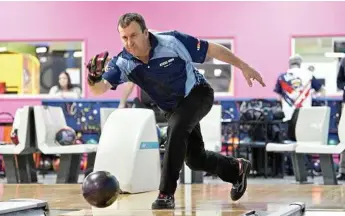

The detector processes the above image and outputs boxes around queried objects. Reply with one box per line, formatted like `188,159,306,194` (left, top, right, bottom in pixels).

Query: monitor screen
334,41,345,53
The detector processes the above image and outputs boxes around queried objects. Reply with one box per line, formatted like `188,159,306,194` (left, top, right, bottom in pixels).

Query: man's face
118,21,149,57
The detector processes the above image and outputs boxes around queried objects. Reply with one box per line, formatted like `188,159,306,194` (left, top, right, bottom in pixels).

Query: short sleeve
311,76,322,91
160,30,209,63
102,57,128,90
273,76,283,95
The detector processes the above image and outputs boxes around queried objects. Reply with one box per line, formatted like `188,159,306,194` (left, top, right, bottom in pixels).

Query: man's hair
118,13,147,32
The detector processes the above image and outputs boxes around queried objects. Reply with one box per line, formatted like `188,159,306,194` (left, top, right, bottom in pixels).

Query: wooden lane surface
0,183,344,215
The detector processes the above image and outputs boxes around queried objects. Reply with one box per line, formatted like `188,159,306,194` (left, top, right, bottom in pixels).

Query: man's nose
127,39,134,47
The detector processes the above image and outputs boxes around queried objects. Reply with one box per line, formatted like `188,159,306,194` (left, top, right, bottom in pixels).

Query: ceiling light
214,69,222,77
73,51,82,58
324,52,345,58
36,47,48,53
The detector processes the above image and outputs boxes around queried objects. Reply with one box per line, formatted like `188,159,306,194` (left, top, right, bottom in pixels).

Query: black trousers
159,83,240,195
287,108,300,141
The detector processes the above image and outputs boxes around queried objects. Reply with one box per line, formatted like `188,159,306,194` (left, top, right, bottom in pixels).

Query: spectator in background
49,71,81,98
274,55,325,127
273,55,325,176
336,57,345,180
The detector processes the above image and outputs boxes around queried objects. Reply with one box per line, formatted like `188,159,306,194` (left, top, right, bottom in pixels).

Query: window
193,39,234,96
0,40,85,98
292,36,345,96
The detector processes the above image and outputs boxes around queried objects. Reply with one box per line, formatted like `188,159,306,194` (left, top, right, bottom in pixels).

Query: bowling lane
2,184,345,216
54,209,345,216
60,209,251,216
58,208,345,216
305,211,345,216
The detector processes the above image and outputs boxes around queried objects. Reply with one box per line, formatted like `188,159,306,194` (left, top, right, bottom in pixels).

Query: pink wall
1,1,345,114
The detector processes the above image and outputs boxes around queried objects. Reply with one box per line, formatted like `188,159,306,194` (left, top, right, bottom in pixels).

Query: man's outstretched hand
241,65,266,87
86,51,109,86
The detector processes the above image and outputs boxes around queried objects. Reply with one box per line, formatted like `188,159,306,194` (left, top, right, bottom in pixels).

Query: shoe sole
151,204,175,210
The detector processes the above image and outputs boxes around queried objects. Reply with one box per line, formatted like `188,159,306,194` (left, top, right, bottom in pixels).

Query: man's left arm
206,42,265,87
167,30,265,87
207,42,248,72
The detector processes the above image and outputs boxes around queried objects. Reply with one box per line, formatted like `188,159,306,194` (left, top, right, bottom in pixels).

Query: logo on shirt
290,78,302,89
159,58,175,67
105,64,114,72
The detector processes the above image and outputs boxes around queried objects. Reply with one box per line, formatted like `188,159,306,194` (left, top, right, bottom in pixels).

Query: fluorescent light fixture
199,69,205,75
0,47,7,52
324,52,345,58
36,47,47,53
213,59,226,64
214,69,222,77
73,51,82,58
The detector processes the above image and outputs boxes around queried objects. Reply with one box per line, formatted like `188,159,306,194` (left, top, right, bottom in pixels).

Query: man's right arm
88,57,128,95
88,79,112,95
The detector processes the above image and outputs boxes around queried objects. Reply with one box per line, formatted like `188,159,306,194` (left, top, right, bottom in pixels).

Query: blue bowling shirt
102,30,209,111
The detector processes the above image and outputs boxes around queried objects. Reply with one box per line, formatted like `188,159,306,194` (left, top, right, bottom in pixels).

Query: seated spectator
49,71,81,98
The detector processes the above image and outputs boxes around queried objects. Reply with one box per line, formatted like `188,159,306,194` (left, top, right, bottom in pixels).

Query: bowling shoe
230,158,251,201
151,193,175,209
337,173,345,180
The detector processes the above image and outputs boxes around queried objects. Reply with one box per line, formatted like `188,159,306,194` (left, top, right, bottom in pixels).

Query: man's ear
144,29,149,38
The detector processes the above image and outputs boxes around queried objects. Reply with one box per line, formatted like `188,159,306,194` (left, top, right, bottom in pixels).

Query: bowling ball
55,127,76,146
53,158,60,172
43,158,52,170
86,138,97,144
80,157,87,170
313,161,321,173
82,171,120,208
75,139,83,145
10,129,19,145
328,139,338,145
